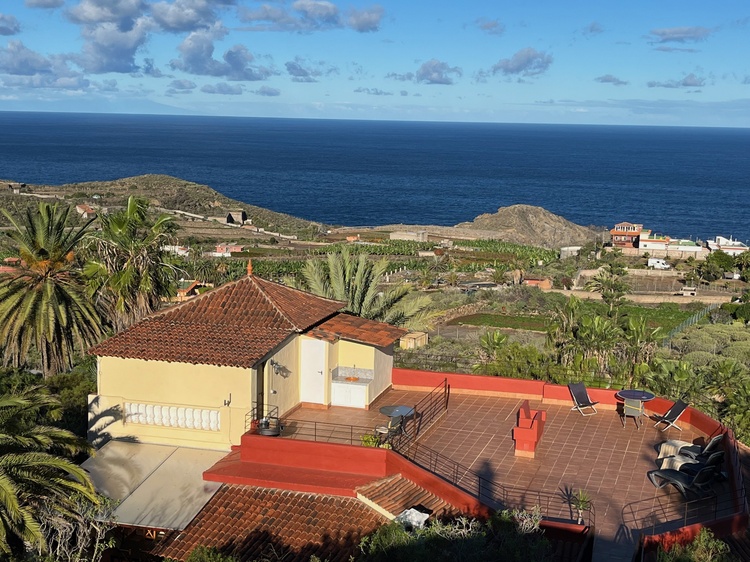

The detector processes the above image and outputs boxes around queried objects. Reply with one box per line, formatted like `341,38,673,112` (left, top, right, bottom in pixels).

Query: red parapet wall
240,433,387,477
234,433,490,516
393,368,546,398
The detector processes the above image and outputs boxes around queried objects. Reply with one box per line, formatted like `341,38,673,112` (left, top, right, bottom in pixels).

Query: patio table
616,390,655,403
379,405,415,419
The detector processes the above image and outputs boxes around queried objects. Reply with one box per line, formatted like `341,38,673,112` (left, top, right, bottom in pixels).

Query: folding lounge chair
657,433,724,460
569,383,599,416
678,451,725,478
653,399,688,431
656,449,724,473
647,466,718,499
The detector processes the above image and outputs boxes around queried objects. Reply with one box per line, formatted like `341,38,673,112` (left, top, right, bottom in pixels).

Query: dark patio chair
569,383,599,416
375,415,403,443
657,433,724,461
621,398,644,429
679,451,725,478
647,465,718,499
653,399,688,432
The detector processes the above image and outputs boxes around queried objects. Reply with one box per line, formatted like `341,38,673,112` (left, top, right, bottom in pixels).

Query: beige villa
88,267,406,452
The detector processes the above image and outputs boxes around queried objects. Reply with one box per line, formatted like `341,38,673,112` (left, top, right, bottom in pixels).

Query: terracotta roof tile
356,474,458,519
308,313,407,348
154,485,386,561
89,276,344,368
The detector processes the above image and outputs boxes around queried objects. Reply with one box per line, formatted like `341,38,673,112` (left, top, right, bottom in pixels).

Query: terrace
279,375,743,562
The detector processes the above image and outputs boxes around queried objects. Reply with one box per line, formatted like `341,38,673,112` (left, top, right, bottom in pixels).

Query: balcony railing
397,439,595,527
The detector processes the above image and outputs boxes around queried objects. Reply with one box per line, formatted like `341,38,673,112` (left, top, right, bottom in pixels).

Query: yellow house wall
338,340,374,370
96,356,254,450
371,345,394,402
263,335,300,417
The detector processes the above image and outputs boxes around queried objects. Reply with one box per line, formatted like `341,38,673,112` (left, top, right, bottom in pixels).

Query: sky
1,0,749,126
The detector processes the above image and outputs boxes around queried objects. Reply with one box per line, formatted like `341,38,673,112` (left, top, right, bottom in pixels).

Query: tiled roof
154,485,386,562
308,313,407,348
89,276,344,368
356,474,458,519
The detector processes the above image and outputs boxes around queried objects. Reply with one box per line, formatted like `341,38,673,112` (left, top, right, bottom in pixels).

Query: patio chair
375,415,403,443
569,383,599,416
679,451,725,478
621,398,644,429
657,433,724,460
647,465,718,499
653,399,688,432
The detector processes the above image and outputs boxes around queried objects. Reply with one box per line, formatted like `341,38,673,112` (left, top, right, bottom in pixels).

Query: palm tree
0,203,103,378
576,315,619,377
618,317,662,388
293,248,432,328
546,296,582,365
585,264,630,317
0,387,97,556
84,197,179,332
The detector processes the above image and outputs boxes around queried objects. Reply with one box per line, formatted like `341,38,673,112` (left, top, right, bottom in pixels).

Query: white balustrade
124,402,221,431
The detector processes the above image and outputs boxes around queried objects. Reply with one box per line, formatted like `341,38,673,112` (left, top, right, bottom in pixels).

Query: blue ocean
0,111,748,244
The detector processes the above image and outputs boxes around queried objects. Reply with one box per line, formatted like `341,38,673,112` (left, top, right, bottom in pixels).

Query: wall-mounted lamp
223,393,232,407
269,359,287,377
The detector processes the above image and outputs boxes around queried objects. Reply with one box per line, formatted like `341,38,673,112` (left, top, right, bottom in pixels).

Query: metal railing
392,378,450,448
281,378,450,448
396,439,595,527
244,404,281,435
662,302,721,346
279,419,374,445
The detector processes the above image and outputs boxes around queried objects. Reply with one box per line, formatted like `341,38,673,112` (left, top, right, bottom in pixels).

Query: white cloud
201,82,243,94
415,59,461,85
492,48,553,77
648,26,713,43
240,0,384,33
0,14,22,35
170,25,276,81
647,72,706,88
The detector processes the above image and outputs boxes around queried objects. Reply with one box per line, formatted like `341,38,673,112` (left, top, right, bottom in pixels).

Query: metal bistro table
616,389,656,403
380,405,415,419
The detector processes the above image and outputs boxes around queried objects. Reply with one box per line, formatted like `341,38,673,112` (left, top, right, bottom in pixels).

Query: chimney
247,259,253,276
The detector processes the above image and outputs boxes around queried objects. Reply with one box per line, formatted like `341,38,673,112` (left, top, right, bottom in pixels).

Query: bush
679,333,719,354
358,511,553,562
656,527,736,561
183,546,237,562
683,351,717,368
735,303,750,323
722,342,750,366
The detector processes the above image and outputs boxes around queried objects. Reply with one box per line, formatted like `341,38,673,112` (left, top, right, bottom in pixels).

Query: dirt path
544,288,733,305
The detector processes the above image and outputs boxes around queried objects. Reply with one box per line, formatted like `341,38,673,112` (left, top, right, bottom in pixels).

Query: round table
616,390,655,402
379,405,415,418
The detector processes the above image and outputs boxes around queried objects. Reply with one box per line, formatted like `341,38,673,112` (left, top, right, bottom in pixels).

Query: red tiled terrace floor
283,388,736,562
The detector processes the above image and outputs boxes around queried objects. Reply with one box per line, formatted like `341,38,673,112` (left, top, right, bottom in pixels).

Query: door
300,339,326,404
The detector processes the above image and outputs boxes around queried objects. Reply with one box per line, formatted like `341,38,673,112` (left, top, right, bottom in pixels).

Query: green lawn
447,314,548,331
447,303,696,334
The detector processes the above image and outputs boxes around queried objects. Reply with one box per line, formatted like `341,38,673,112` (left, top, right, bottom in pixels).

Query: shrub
735,304,750,323
184,546,237,562
722,342,750,366
656,527,736,562
680,333,719,354
683,351,716,368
